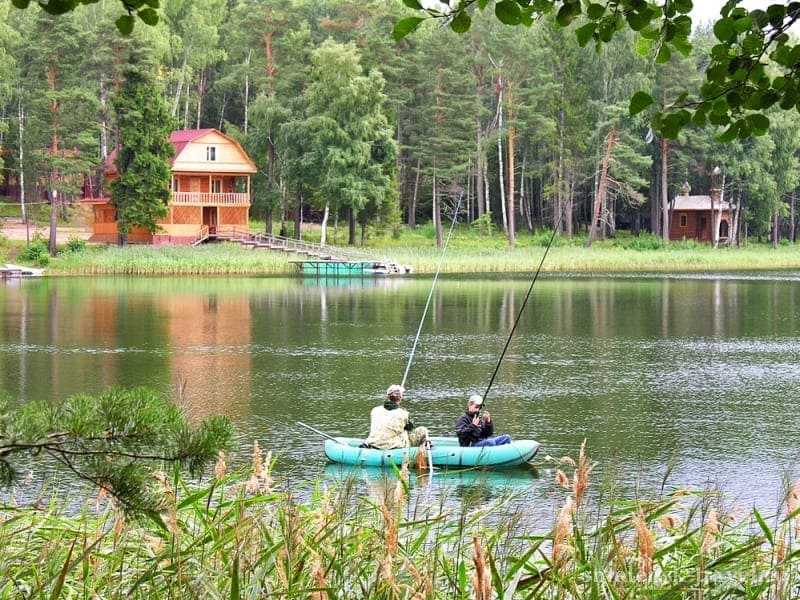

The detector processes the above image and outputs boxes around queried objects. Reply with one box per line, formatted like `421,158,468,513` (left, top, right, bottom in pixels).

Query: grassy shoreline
4,229,800,276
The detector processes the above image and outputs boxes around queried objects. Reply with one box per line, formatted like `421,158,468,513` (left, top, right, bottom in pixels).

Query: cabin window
211,179,222,194
172,177,178,192
679,214,687,228
206,146,216,161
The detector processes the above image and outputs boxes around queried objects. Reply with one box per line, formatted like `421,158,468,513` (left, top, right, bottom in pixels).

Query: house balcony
171,192,250,206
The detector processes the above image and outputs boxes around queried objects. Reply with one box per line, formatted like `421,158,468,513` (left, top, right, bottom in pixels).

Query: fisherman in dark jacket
455,394,512,447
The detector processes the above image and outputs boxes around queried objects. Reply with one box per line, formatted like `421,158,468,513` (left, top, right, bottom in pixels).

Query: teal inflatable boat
324,436,540,469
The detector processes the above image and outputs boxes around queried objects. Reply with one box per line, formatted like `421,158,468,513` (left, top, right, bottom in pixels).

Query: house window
206,146,216,161
172,177,179,192
680,214,687,228
211,179,222,194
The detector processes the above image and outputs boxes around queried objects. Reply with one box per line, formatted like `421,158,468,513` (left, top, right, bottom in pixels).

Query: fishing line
400,191,464,389
482,206,565,404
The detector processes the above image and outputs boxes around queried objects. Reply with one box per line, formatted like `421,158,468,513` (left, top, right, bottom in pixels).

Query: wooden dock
213,226,411,276
1,264,45,279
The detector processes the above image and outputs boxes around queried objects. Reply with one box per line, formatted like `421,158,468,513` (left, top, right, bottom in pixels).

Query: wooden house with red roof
669,182,733,244
82,129,257,244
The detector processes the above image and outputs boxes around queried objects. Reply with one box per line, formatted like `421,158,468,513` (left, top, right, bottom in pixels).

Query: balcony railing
171,192,250,206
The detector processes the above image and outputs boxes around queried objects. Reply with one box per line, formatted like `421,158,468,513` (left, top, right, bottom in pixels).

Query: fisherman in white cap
363,384,429,450
455,394,512,447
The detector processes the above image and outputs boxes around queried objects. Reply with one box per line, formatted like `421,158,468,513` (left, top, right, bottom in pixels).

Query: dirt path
1,220,92,244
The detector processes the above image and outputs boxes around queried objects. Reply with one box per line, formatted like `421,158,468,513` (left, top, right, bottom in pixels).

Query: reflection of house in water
157,293,252,421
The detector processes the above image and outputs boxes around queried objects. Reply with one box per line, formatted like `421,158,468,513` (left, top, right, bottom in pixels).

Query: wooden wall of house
218,206,248,225
669,210,732,242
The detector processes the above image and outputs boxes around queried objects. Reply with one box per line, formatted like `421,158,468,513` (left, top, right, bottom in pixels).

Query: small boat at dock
325,436,540,469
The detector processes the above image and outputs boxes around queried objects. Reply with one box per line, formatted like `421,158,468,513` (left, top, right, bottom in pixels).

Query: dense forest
0,0,798,246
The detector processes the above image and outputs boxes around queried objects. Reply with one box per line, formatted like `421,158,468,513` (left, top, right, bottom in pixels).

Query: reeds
38,234,800,276
2,446,800,598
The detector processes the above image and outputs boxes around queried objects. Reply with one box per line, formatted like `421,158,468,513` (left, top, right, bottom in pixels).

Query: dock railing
214,225,382,262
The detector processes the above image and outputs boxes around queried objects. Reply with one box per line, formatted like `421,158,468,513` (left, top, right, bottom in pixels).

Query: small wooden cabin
82,129,257,245
669,185,732,243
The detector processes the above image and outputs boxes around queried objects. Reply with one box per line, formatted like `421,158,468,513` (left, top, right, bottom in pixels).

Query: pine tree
111,45,175,245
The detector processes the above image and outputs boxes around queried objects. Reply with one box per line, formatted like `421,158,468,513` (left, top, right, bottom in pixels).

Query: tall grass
48,243,294,275
2,443,799,598
29,230,800,276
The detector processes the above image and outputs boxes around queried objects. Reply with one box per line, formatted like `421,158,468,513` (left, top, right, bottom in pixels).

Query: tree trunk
196,69,206,129
320,201,330,246
409,157,420,228
279,180,287,237
360,219,366,246
506,79,516,247
264,208,272,236
496,76,507,233
730,188,741,247
565,175,574,238
244,49,252,135
556,108,565,233
660,136,669,242
475,124,485,218
183,93,189,129
588,127,618,246
172,56,187,117
483,161,490,215
49,187,58,256
521,154,532,233
99,77,109,160
773,210,779,248
18,98,27,236
348,206,356,245
791,191,796,243
433,162,443,248
294,191,302,240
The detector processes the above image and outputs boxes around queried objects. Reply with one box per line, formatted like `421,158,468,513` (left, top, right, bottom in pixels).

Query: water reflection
1,273,800,510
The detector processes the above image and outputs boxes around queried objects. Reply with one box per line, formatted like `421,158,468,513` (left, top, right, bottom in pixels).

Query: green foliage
0,386,233,512
471,212,495,236
18,235,50,266
110,45,175,240
407,0,800,140
2,449,800,597
64,237,86,253
10,0,161,33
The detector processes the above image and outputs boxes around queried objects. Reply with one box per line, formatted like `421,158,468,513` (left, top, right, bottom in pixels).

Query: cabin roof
103,128,256,175
673,195,731,211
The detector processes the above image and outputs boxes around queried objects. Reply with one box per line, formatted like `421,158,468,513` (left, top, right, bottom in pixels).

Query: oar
296,421,340,443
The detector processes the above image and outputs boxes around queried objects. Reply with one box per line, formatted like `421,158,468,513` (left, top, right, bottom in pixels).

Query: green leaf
575,23,595,47
747,113,770,135
401,0,423,9
495,0,522,25
556,2,580,27
137,7,159,26
392,16,424,41
230,554,240,600
717,123,739,143
450,10,471,33
656,44,671,63
713,17,736,41
10,0,31,8
116,14,135,35
629,91,654,116
586,3,605,19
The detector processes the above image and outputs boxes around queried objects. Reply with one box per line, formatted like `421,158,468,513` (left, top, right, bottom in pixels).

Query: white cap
469,394,484,406
386,384,405,397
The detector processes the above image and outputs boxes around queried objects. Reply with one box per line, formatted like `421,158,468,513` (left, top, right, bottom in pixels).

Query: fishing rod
296,420,340,443
481,208,565,405
400,191,465,390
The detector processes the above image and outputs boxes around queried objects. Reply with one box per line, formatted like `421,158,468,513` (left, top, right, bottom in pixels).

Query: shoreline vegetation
3,226,800,276
3,442,799,598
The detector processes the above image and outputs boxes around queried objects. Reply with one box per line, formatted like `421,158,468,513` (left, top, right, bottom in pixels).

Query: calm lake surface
2,273,799,515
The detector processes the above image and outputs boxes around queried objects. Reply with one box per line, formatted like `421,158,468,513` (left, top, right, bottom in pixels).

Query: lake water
1,273,799,516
